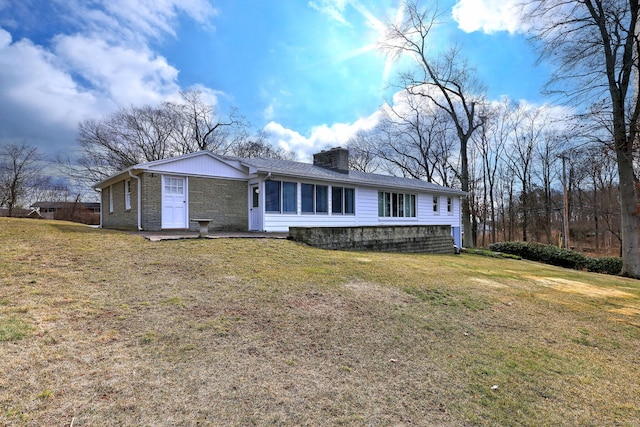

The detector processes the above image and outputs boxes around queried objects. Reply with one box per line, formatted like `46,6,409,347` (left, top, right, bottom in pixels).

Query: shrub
462,248,522,260
488,241,622,276
584,256,623,275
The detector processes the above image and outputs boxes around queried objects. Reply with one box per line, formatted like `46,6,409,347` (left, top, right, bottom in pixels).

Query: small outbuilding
93,147,465,247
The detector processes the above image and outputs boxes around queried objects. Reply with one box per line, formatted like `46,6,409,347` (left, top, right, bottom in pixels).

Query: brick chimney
313,147,349,173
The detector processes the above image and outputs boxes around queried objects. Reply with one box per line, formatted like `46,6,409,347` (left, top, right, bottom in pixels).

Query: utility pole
561,154,570,249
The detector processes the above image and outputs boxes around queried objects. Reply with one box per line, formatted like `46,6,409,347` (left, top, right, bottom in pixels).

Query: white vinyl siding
263,185,462,232
146,153,246,179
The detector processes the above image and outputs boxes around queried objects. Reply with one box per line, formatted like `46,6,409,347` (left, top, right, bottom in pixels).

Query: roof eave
93,168,144,190
252,168,466,195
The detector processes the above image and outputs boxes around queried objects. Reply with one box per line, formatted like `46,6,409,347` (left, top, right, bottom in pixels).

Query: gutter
128,170,142,231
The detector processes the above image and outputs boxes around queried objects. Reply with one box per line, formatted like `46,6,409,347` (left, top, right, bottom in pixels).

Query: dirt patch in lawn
469,277,508,288
344,279,416,305
531,276,635,298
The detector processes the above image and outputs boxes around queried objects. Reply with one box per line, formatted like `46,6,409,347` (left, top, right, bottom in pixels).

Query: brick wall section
289,225,455,253
103,173,248,231
102,179,139,230
141,173,162,230
188,177,248,231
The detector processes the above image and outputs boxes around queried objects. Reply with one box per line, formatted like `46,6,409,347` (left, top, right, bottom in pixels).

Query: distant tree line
347,97,621,255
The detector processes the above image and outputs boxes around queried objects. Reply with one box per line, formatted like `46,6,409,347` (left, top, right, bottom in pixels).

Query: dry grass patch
1,218,639,426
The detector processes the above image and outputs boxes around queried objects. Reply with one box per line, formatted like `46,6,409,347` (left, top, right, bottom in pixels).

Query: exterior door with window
162,175,187,229
249,184,262,231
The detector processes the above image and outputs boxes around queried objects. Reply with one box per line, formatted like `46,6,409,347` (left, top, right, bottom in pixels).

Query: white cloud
263,104,275,122
58,0,218,45
0,0,219,156
53,34,180,106
264,111,382,161
263,122,315,160
308,0,350,26
0,28,102,130
451,0,526,34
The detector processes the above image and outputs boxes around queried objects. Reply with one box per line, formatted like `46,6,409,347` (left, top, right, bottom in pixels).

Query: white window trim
330,185,356,216
378,191,417,218
124,179,131,211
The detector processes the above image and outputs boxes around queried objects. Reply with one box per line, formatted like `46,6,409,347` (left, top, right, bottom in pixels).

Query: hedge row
487,241,623,276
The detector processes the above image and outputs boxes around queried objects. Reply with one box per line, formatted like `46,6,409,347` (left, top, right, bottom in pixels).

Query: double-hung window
433,196,439,213
265,181,281,212
301,183,328,214
447,197,453,214
378,192,416,218
282,182,297,213
265,180,297,213
331,186,355,215
316,185,328,213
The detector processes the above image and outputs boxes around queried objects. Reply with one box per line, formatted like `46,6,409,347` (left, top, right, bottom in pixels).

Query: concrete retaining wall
289,225,455,253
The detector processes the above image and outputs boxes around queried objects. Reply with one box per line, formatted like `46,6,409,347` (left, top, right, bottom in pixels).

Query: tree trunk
616,151,640,276
461,139,474,247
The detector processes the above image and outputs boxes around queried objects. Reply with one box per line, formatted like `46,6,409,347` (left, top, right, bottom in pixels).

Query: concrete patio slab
128,230,289,242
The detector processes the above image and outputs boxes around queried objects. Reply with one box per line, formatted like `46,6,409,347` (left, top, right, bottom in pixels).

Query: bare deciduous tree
228,132,295,160
473,98,509,244
0,142,42,216
375,93,455,184
170,90,244,154
73,89,253,182
75,105,177,182
525,0,640,276
381,0,486,247
345,130,380,173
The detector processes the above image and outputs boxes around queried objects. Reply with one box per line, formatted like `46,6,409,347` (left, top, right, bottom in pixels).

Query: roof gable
139,151,246,178
94,151,247,188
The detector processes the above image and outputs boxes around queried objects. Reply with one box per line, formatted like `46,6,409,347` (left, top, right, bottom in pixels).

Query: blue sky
0,0,549,161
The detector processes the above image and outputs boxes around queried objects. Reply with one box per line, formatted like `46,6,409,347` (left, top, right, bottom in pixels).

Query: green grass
0,316,31,341
1,218,639,426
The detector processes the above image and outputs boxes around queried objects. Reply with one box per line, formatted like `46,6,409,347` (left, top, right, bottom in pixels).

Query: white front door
249,184,262,231
162,175,187,229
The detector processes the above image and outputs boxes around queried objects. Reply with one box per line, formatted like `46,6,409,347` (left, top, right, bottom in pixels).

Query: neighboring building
0,207,41,218
93,148,465,246
31,201,101,219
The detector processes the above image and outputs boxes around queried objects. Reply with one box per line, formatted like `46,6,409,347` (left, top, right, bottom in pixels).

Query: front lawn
1,218,639,426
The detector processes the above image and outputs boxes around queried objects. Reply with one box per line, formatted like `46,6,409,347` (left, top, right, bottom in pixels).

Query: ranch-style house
93,147,465,247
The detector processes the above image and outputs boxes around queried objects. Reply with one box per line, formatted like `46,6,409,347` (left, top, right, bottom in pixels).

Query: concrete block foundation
289,225,455,254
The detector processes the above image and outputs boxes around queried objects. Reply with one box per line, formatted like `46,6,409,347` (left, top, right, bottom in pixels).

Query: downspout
128,169,142,231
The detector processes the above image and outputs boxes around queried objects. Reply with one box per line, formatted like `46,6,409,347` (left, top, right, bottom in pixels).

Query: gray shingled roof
221,155,465,195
